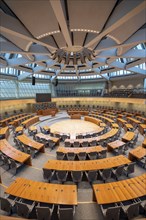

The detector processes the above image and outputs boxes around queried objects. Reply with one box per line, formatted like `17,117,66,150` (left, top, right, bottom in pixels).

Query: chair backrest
89,151,97,160
82,141,88,147
78,152,86,160
58,207,74,220
43,169,52,181
88,170,97,182
36,206,52,220
127,202,140,219
57,152,64,160
102,168,111,179
67,152,75,160
116,165,124,176
15,201,30,218
10,159,16,168
106,206,121,220
57,171,68,182
73,141,80,147
127,162,135,174
0,197,12,213
71,171,83,182
118,145,124,154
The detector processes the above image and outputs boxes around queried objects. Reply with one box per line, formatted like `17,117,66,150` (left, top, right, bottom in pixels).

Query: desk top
17,134,44,150
122,131,135,142
142,138,146,148
107,140,125,150
36,133,59,143
93,173,146,204
0,139,31,164
43,155,131,171
129,146,146,160
57,145,104,154
15,126,23,132
0,127,9,135
5,177,77,205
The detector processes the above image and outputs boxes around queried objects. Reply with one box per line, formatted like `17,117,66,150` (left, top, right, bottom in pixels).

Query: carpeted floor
0,111,145,220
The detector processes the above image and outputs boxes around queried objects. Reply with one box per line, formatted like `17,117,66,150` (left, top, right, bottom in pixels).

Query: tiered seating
0,139,31,174
56,146,106,160
0,127,9,139
21,116,39,129
93,174,146,220
43,155,132,183
1,177,77,219
17,134,45,157
0,113,28,127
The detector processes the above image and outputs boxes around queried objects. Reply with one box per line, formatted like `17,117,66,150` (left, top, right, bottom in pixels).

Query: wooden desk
84,116,102,126
0,216,26,220
136,116,146,124
71,114,81,119
57,145,104,154
21,116,39,129
124,123,134,132
15,126,23,134
68,110,89,116
0,139,31,165
5,177,77,205
107,140,125,152
65,128,118,146
127,117,141,127
43,155,131,172
93,174,146,204
128,146,146,161
43,126,50,132
13,114,32,127
142,138,146,148
28,126,37,132
36,133,60,144
139,124,146,135
117,118,127,127
0,113,27,127
122,131,135,143
0,127,9,139
111,123,119,129
17,134,45,152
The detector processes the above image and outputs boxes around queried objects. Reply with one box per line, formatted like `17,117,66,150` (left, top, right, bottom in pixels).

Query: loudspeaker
53,78,58,87
32,76,35,85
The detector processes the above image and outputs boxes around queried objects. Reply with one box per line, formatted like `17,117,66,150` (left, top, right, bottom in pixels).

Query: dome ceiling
0,0,145,81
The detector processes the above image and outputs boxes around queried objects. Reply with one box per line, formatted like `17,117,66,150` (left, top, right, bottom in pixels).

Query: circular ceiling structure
0,0,145,81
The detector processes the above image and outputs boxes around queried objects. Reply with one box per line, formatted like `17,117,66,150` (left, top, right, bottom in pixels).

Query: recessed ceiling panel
68,0,116,32
4,0,59,38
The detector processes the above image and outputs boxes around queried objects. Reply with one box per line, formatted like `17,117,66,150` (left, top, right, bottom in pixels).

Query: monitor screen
36,93,51,102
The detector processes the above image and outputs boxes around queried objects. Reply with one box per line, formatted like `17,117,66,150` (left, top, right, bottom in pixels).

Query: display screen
36,93,51,102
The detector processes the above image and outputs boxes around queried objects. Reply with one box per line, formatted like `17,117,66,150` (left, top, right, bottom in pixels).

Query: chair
101,204,121,220
78,152,86,160
67,152,76,161
71,171,83,183
81,141,88,147
0,195,17,214
88,151,98,160
90,140,97,146
15,200,35,218
112,165,125,180
48,140,56,150
9,159,22,175
114,145,124,155
58,205,75,220
121,201,141,220
43,169,53,182
0,153,5,166
86,170,98,183
65,141,72,147
56,152,65,160
98,149,107,159
3,155,11,170
36,203,54,220
73,141,80,148
99,168,112,183
123,162,135,177
56,171,68,183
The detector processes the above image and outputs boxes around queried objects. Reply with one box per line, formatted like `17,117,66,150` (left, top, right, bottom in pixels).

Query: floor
0,111,145,220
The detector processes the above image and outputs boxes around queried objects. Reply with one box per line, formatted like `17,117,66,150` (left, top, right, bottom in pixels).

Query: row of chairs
56,150,107,160
43,163,135,184
137,156,146,169
101,197,146,220
0,153,22,175
1,195,75,220
14,138,37,158
34,135,56,150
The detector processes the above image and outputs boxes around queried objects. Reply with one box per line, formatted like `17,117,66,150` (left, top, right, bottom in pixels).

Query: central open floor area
50,119,99,139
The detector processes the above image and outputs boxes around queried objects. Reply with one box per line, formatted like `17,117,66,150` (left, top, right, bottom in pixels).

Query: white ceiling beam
18,72,32,81
126,66,146,75
85,1,145,49
107,60,126,69
122,49,145,58
50,0,72,47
